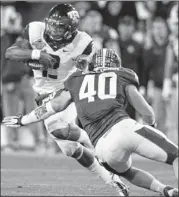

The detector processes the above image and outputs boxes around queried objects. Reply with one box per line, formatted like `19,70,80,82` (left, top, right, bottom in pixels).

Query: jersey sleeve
82,41,93,55
64,74,75,91
64,71,81,91
64,78,71,91
118,68,139,88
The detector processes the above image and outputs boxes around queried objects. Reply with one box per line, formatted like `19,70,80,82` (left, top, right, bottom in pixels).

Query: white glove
2,115,23,128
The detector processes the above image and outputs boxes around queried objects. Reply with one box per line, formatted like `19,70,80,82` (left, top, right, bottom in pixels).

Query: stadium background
1,1,178,196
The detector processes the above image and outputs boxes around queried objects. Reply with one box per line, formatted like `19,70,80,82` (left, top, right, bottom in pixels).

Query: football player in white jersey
5,4,129,196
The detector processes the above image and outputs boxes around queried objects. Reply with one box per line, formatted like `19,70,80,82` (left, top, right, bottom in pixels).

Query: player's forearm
5,47,34,61
126,85,155,125
21,102,56,125
134,99,155,125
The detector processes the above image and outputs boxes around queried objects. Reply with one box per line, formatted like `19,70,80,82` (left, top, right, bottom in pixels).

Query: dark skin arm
21,90,72,125
5,36,57,68
5,38,33,61
125,84,155,125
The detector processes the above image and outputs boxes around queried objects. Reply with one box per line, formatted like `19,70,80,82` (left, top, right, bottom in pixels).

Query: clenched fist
39,52,58,69
73,54,90,71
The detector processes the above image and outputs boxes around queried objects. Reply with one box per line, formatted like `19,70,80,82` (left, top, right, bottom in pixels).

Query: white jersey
28,21,92,95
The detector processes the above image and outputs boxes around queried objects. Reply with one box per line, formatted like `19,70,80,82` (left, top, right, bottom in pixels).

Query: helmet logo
67,10,79,24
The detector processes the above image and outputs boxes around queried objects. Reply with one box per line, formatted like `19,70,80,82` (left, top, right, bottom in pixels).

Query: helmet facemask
45,17,72,41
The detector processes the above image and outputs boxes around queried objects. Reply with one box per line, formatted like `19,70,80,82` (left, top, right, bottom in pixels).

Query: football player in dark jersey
3,48,178,196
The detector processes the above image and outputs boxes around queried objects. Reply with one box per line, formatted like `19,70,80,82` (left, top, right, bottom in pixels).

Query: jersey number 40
79,72,117,102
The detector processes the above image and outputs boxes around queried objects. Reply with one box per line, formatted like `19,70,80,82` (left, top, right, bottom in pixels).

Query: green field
1,152,178,196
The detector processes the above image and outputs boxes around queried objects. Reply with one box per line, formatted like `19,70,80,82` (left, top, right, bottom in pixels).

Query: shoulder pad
78,31,92,38
70,31,93,57
28,21,45,42
118,68,139,87
76,31,92,44
28,21,45,29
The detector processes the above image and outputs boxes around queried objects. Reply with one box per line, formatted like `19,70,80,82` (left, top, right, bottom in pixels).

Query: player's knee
51,127,70,140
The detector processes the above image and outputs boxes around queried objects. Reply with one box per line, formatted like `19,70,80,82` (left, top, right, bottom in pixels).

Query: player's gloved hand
39,51,57,69
73,55,89,71
2,115,23,128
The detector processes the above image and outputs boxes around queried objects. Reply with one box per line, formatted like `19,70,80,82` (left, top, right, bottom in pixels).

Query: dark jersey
65,67,139,146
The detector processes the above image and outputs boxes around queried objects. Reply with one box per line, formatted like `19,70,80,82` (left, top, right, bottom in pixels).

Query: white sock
150,179,166,195
88,158,112,185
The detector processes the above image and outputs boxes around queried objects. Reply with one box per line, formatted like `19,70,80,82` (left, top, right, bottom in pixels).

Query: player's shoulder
77,30,91,38
64,70,82,90
116,67,139,87
28,21,45,31
76,30,92,42
26,21,45,37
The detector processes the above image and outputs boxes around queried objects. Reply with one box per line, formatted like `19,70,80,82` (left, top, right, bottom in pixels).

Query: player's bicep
50,90,73,112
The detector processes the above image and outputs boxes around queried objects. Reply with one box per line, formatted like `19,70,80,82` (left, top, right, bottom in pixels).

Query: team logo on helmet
90,48,121,71
67,10,80,25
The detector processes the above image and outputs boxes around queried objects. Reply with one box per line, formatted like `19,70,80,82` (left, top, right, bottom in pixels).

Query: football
26,59,44,70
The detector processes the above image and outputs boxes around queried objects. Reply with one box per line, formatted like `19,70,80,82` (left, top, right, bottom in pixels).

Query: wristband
31,49,41,60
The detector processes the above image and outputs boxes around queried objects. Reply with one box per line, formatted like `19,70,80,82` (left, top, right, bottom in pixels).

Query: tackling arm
3,90,72,127
125,84,155,125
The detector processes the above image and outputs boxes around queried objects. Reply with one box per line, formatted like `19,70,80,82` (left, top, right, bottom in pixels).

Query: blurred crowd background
1,1,178,154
